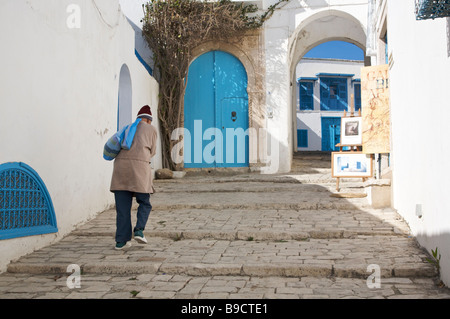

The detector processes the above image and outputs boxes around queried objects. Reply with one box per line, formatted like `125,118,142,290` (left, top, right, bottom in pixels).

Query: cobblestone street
1,153,449,301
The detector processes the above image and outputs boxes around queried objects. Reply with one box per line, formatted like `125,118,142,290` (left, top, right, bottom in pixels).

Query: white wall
297,58,364,80
387,0,450,285
0,0,160,272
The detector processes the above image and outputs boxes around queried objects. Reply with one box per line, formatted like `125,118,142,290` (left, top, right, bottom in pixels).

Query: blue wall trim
135,49,153,76
297,77,318,81
316,73,355,78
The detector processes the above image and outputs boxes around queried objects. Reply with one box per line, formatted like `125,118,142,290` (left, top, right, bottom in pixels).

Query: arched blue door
184,51,249,168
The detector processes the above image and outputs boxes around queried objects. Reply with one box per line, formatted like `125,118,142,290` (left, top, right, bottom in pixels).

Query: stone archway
288,9,369,154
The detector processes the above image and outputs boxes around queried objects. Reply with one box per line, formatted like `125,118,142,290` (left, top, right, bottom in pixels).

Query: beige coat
110,121,158,194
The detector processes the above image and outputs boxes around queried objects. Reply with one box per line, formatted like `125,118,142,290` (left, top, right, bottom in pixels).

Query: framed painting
340,117,362,146
331,152,373,178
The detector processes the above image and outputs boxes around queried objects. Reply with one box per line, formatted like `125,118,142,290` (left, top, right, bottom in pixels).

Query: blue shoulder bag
103,118,141,161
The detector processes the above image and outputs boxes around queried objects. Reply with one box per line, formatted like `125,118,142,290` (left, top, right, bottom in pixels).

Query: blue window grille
0,162,58,240
415,0,450,20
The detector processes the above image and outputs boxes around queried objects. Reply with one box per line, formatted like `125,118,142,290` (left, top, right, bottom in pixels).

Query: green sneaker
115,241,131,250
134,230,148,244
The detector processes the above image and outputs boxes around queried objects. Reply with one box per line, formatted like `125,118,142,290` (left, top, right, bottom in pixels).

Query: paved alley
0,153,449,300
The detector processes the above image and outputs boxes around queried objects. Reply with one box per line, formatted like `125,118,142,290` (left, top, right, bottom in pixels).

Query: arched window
0,162,58,240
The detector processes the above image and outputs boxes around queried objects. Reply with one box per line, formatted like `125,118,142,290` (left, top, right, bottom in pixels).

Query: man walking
110,105,158,250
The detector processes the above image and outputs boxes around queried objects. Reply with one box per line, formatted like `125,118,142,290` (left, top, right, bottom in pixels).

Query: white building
367,0,450,286
0,0,161,271
295,58,364,151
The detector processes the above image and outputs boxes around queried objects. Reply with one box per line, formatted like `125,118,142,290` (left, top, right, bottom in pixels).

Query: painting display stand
333,101,373,192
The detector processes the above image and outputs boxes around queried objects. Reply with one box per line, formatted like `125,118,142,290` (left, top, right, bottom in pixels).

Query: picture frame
331,152,373,178
340,116,362,146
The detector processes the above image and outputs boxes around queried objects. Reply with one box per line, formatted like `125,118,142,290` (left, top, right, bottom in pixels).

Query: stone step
150,191,369,211
154,176,361,191
72,228,407,242
7,235,436,279
73,207,410,241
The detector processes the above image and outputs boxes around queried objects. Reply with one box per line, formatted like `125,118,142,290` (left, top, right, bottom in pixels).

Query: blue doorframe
184,51,249,168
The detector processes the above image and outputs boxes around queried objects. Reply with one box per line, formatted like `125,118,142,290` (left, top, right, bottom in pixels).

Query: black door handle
231,111,237,122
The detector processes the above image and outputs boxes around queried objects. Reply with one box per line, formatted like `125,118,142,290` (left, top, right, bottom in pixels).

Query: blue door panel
221,97,249,167
321,117,341,151
184,52,216,168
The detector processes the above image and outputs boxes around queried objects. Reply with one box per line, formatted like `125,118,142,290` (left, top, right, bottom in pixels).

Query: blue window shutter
299,81,313,110
320,80,330,111
338,81,348,111
297,130,308,148
320,77,348,111
0,162,58,240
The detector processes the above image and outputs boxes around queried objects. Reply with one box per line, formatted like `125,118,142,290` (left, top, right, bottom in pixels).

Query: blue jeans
114,191,152,243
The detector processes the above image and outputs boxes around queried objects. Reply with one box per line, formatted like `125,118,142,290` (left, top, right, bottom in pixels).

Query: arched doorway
184,50,249,168
117,64,132,130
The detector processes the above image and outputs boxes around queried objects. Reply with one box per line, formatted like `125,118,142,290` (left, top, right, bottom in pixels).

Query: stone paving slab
0,272,449,299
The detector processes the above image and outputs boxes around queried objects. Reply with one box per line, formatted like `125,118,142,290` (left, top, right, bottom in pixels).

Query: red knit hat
137,105,152,121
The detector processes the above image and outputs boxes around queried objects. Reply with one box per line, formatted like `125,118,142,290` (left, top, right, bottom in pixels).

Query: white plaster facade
369,0,450,286
0,0,161,272
295,58,364,151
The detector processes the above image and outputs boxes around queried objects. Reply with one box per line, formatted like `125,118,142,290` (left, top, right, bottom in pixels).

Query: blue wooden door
321,117,341,151
184,51,248,168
